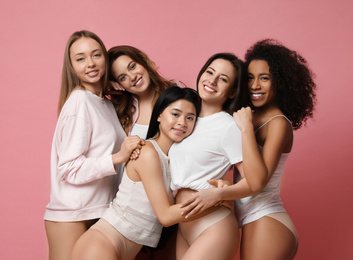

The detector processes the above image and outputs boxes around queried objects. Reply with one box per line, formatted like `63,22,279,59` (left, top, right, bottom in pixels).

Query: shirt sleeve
221,122,243,164
56,115,116,185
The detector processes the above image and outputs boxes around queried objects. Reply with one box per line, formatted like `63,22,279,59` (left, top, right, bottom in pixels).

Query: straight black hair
146,86,201,139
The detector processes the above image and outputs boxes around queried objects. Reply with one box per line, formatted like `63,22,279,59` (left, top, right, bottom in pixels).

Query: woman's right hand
107,81,125,95
112,136,145,165
233,107,254,133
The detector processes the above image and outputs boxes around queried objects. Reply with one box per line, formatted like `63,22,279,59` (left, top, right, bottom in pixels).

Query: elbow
249,181,266,193
248,173,268,193
158,217,173,228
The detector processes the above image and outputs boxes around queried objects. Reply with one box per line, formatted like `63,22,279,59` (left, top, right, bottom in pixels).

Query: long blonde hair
57,30,109,116
108,45,178,133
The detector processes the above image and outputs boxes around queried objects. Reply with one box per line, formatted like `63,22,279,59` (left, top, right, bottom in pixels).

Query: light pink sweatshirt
44,90,126,221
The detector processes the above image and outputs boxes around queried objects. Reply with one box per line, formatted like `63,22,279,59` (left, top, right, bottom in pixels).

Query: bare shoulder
267,116,292,136
130,141,159,168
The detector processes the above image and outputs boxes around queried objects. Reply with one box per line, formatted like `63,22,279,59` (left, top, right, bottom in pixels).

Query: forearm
157,203,187,227
218,178,257,201
58,155,116,184
241,129,268,192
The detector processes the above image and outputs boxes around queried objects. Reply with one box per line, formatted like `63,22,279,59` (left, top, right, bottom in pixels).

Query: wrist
112,152,123,166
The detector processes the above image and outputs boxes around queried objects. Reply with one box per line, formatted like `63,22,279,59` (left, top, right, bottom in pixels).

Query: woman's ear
157,116,161,122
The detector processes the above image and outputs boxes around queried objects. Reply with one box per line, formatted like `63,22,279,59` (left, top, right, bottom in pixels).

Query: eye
94,53,102,58
220,77,228,83
206,70,213,75
172,113,179,117
76,57,84,62
130,63,136,70
187,116,195,121
118,75,126,82
260,76,270,81
248,75,254,81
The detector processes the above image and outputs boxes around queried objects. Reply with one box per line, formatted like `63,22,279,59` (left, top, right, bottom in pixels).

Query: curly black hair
245,39,317,130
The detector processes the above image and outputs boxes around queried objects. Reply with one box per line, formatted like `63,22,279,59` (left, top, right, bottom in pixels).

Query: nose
87,57,96,67
250,78,260,90
178,116,186,127
209,75,217,85
128,71,137,82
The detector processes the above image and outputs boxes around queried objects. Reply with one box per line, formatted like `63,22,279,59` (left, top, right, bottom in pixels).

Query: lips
203,84,216,93
172,128,186,135
86,70,99,77
251,93,265,100
133,77,142,87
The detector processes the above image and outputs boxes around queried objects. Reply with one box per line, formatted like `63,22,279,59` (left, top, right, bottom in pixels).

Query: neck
137,87,156,104
82,82,103,97
253,103,282,119
154,134,174,155
199,100,223,117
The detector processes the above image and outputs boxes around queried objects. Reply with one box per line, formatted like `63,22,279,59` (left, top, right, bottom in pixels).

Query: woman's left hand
180,187,222,218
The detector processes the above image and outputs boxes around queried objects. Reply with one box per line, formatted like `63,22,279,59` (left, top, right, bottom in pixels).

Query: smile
134,78,142,87
251,93,265,99
204,85,216,93
172,128,185,135
87,70,99,77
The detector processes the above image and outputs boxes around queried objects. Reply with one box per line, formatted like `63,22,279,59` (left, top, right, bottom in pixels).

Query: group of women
44,30,316,260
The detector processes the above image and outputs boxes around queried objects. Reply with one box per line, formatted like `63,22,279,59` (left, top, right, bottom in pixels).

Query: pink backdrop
1,0,352,259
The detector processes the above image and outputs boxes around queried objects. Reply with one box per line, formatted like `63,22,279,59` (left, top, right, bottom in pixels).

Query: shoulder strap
255,115,292,133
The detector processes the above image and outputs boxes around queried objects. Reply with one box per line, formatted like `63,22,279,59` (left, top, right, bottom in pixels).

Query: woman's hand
112,136,145,165
233,107,254,133
180,188,221,218
106,81,125,95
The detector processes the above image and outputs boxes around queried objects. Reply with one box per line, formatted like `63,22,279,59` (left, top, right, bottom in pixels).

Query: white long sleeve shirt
44,90,126,221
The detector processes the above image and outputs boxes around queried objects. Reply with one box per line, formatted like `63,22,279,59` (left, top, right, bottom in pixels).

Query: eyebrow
208,66,230,79
73,48,101,57
171,108,196,116
248,72,271,76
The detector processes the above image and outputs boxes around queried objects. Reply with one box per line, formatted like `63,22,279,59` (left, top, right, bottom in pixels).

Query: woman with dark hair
44,31,144,260
72,86,201,260
107,45,180,137
168,53,267,259
107,45,183,259
181,40,316,259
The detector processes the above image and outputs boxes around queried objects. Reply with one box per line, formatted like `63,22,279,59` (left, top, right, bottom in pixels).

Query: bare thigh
72,219,142,260
176,228,189,260
241,215,297,260
181,213,239,260
45,220,89,260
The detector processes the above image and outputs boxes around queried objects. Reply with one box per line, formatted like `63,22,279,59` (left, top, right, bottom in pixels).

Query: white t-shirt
169,111,242,192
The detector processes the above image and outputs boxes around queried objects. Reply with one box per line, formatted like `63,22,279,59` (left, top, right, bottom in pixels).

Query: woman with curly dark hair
234,39,316,259
180,39,316,259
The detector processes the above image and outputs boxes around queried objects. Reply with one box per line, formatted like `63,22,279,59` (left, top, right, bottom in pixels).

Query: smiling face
247,60,275,108
70,37,105,93
197,58,237,108
111,55,151,96
157,99,197,143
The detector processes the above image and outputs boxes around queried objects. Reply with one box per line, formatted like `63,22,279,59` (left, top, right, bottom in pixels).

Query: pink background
1,0,352,259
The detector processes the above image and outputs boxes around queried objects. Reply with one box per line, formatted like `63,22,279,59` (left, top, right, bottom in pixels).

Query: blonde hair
57,30,108,116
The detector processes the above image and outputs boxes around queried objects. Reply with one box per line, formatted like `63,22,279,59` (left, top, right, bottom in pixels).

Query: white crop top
169,112,243,193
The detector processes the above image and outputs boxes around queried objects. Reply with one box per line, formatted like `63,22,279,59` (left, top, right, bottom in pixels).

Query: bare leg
45,220,88,260
241,216,297,260
181,214,239,260
72,229,118,260
72,219,142,260
176,228,189,260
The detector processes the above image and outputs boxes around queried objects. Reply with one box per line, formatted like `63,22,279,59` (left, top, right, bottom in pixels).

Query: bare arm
233,107,267,192
129,142,186,227
180,109,292,217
